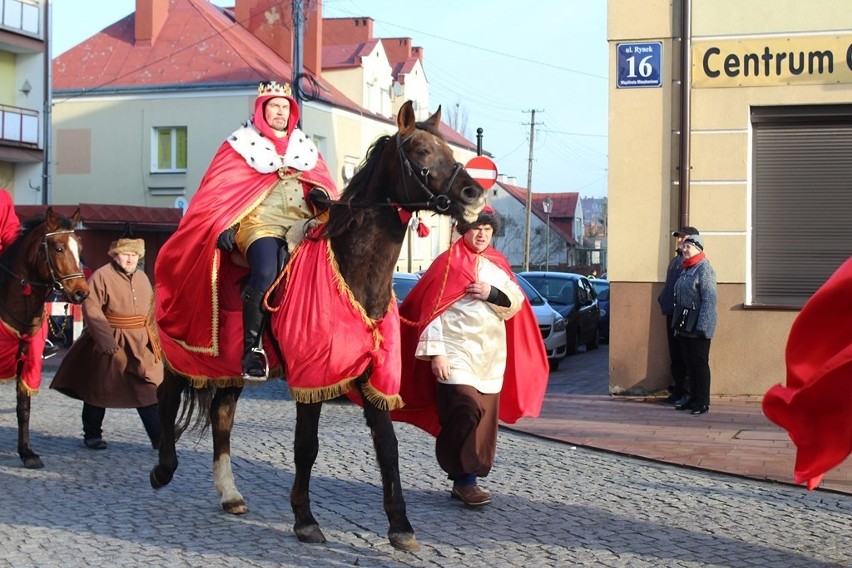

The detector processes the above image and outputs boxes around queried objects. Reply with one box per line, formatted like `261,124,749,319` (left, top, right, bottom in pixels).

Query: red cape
390,239,549,436
762,257,852,489
0,190,20,251
155,142,336,384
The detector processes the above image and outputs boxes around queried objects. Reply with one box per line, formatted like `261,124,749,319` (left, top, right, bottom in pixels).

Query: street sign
616,42,662,88
465,156,498,189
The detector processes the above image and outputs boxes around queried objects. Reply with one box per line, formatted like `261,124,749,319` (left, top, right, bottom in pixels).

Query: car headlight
553,314,566,332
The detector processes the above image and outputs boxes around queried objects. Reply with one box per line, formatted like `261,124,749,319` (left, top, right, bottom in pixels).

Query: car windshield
591,281,610,301
522,276,576,306
514,275,546,306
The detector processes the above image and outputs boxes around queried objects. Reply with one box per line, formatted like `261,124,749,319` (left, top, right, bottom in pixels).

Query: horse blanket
0,316,47,394
269,232,403,410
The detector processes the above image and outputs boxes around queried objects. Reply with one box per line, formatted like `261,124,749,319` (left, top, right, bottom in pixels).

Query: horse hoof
222,500,249,515
23,456,44,469
150,466,173,489
294,524,326,544
389,532,419,552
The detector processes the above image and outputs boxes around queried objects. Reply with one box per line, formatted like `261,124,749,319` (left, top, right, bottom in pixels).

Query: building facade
608,0,852,395
51,0,479,270
0,0,46,203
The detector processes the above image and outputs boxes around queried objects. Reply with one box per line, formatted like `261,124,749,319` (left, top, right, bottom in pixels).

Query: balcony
0,0,41,53
1,104,39,147
1,0,39,35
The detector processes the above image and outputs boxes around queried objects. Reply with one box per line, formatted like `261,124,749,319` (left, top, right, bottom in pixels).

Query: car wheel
567,330,580,356
548,357,561,371
586,329,600,351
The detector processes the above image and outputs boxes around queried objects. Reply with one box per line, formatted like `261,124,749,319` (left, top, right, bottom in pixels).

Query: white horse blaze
68,237,81,265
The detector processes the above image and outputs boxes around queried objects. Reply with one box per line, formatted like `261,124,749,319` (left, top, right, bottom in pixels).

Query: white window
152,127,187,173
2,0,39,35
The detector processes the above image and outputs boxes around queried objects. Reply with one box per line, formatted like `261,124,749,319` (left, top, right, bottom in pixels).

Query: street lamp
542,196,553,272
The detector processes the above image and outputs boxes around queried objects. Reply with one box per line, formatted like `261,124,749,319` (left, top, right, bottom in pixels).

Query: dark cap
672,226,699,237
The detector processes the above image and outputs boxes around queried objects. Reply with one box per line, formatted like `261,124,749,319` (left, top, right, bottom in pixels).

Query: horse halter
41,229,85,290
394,131,465,213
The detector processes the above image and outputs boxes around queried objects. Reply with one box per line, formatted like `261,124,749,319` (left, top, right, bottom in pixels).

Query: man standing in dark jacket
657,226,699,404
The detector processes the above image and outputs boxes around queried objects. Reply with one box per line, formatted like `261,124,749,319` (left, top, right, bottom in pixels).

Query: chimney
135,0,169,45
412,46,424,65
235,0,324,75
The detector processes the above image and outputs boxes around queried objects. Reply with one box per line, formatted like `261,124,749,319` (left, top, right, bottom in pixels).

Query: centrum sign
616,42,662,88
693,34,852,88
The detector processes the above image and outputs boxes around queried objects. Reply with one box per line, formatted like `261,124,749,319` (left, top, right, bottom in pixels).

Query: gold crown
257,81,292,97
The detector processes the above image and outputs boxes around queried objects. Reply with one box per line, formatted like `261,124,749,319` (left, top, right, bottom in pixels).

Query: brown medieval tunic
51,262,162,408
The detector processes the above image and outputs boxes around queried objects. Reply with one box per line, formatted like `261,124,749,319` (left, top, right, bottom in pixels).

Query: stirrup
242,346,269,382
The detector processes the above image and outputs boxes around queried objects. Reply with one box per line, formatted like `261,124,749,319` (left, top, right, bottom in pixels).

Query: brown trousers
435,383,500,479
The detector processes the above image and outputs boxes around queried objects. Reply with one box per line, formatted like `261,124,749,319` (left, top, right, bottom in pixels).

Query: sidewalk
504,344,852,496
43,344,852,495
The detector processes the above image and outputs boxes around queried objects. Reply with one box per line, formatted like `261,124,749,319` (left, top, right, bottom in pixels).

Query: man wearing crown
155,80,338,384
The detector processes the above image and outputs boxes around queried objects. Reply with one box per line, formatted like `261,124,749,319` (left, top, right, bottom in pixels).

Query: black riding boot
241,286,268,380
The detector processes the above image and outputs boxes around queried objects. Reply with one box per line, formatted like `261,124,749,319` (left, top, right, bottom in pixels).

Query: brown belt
105,314,161,362
105,314,147,329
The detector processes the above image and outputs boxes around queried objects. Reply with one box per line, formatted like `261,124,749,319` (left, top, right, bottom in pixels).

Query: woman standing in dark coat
672,234,717,415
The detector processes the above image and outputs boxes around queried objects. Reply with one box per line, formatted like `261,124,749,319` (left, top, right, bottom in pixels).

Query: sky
51,0,609,198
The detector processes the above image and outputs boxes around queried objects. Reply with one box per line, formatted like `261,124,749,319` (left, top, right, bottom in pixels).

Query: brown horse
150,101,485,551
0,208,89,468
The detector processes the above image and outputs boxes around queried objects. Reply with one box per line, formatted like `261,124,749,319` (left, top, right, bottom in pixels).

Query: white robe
415,256,523,394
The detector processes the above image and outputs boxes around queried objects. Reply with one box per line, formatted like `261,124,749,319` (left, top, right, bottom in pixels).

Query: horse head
38,207,89,304
393,100,486,224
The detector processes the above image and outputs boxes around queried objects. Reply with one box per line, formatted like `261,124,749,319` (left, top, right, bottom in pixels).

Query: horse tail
174,382,216,440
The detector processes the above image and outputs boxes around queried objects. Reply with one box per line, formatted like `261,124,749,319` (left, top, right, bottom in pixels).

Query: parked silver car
516,274,568,370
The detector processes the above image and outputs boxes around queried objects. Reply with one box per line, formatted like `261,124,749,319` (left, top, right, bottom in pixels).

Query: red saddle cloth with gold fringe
0,317,47,394
268,231,402,411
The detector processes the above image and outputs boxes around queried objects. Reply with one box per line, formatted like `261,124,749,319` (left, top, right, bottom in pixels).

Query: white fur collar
227,120,319,174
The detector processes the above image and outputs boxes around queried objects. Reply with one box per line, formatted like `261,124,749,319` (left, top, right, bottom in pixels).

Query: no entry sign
465,156,498,189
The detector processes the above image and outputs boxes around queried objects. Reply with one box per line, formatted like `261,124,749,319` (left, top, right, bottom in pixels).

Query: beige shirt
415,256,523,393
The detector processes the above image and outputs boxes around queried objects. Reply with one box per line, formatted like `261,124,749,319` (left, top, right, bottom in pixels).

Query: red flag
762,257,852,489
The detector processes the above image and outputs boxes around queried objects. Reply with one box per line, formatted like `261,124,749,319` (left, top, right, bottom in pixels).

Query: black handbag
672,305,698,333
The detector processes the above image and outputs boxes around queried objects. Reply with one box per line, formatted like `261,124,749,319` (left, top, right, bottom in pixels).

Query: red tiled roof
322,39,380,69
15,203,182,229
498,182,578,245
52,0,477,151
52,0,364,116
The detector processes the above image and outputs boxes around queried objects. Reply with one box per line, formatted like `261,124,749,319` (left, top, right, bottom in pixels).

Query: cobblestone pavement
1,377,849,568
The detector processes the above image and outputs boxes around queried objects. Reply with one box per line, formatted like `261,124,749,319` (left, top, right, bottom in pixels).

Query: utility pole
291,0,305,128
522,109,543,271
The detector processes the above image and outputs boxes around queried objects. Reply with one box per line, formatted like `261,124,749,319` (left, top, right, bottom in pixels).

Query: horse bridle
394,131,465,213
40,229,86,291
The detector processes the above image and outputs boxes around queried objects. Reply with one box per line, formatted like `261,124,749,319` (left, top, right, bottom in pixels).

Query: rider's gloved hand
216,226,237,251
307,188,330,212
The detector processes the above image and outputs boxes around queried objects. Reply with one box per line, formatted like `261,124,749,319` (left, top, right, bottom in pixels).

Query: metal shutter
752,105,852,308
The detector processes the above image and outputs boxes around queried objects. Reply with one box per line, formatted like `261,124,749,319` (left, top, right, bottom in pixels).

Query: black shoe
675,399,694,411
84,438,107,450
658,394,680,404
690,405,709,415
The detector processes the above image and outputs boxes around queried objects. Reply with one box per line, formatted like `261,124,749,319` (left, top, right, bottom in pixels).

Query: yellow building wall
607,0,852,395
0,52,15,103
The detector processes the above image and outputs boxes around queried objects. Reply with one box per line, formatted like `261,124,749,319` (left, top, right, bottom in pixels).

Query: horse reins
0,229,85,329
41,229,85,289
394,131,464,213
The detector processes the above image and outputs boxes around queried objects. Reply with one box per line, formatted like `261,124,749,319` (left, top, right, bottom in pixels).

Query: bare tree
445,101,470,138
